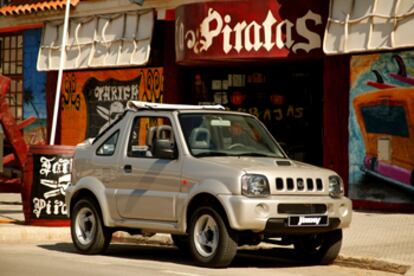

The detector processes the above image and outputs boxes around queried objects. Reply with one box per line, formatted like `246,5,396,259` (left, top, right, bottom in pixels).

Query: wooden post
0,129,3,173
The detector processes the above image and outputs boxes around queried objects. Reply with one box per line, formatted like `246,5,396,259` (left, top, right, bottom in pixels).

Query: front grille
275,177,324,191
278,203,327,214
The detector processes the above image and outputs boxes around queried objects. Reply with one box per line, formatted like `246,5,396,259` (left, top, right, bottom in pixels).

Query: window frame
127,115,176,159
0,32,24,121
96,129,120,156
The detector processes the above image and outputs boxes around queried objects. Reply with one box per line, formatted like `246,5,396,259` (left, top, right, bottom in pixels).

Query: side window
127,116,175,159
96,130,119,156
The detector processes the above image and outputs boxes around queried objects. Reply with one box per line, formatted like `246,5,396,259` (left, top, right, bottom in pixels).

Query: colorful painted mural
350,50,414,205
60,68,164,145
23,29,47,145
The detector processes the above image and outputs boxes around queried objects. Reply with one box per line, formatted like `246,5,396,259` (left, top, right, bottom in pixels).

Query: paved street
0,242,401,276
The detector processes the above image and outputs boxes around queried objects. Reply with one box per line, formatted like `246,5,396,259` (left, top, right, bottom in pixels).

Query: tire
188,206,238,268
171,234,190,252
71,199,112,254
293,229,342,265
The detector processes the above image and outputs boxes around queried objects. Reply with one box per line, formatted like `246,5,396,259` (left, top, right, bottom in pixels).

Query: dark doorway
183,60,324,165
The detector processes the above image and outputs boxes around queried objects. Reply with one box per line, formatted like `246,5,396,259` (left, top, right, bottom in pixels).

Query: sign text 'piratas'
176,8,322,55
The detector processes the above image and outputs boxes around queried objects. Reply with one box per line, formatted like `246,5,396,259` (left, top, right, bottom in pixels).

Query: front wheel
71,199,112,254
188,206,238,267
293,229,342,265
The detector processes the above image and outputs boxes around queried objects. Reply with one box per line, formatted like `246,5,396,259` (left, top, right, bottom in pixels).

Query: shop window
185,62,323,165
0,33,23,121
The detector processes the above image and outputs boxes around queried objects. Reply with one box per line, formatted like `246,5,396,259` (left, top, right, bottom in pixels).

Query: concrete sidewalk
1,193,413,275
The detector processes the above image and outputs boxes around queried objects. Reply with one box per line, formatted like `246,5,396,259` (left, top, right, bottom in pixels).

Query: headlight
329,175,344,198
241,174,270,197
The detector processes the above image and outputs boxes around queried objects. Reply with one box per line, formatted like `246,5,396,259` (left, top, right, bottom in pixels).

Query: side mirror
154,139,177,159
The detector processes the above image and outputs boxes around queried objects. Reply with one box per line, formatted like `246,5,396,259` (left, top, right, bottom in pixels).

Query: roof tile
0,0,80,16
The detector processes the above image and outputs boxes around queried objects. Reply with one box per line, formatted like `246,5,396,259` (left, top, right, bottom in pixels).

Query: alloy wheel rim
193,214,219,258
75,206,96,246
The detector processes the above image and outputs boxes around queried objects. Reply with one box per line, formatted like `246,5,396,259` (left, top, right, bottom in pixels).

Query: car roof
127,101,225,111
127,101,255,117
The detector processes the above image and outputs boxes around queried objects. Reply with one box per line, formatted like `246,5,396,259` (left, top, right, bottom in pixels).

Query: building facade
1,0,413,211
324,0,414,211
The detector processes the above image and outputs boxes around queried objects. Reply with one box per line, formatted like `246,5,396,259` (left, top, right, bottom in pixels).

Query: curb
112,232,173,246
0,218,14,224
0,224,71,243
335,255,411,275
0,224,173,244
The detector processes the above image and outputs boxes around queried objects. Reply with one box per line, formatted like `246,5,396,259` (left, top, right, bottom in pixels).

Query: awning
0,0,80,16
37,9,154,71
324,0,414,55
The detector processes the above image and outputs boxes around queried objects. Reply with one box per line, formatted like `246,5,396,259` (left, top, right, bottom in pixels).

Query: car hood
198,156,312,169
183,156,336,194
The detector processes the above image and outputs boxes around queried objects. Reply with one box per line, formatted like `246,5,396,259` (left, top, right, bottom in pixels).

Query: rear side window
96,130,120,156
127,116,175,158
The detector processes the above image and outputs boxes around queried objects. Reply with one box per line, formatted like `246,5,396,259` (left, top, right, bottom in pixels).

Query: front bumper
264,217,341,235
217,195,352,233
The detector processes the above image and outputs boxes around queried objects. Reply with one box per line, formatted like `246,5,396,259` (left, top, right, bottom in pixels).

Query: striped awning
0,0,80,16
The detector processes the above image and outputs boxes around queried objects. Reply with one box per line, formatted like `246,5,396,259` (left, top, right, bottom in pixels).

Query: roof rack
127,101,225,111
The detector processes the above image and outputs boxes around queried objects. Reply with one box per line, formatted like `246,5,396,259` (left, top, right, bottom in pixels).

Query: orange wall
60,68,164,145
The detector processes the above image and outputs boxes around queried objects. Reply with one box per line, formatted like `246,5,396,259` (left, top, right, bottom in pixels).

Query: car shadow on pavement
38,242,307,268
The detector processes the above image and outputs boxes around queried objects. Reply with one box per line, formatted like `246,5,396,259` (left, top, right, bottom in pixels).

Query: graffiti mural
349,50,414,205
31,154,72,219
61,68,164,145
23,29,47,145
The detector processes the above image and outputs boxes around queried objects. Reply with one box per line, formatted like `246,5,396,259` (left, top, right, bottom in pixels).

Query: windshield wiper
194,151,229,157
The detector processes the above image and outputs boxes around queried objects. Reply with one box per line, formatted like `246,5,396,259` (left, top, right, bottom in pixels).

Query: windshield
179,113,286,158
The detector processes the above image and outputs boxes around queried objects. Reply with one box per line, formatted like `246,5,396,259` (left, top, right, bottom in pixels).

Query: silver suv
66,101,352,267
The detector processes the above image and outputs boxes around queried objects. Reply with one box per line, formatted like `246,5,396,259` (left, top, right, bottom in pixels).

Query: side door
114,115,182,221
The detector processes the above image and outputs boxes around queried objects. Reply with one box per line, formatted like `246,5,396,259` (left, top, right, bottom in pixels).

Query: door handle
123,164,132,173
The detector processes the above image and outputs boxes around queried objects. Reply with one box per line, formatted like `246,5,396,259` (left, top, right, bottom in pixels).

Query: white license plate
288,215,329,227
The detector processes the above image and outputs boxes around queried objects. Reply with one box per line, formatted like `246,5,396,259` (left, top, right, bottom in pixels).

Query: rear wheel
293,229,342,264
188,206,238,267
71,199,112,254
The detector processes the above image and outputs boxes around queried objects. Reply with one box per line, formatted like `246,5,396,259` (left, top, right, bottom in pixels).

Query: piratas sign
175,0,327,62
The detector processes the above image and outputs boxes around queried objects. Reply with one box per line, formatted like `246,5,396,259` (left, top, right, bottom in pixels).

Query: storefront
6,0,413,212
0,0,347,177
174,0,332,167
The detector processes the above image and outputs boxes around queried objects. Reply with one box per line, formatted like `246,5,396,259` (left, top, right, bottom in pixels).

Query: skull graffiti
96,101,125,133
